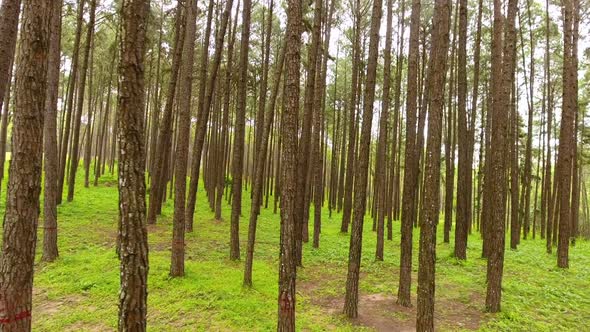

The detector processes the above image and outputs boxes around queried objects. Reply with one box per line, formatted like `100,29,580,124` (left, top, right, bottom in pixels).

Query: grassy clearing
2,169,589,331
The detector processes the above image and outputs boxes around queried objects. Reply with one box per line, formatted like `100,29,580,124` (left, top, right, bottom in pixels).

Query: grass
2,167,589,331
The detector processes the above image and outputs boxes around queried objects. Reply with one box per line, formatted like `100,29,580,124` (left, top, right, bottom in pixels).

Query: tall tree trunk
244,39,285,286
417,0,451,328
454,0,469,259
340,0,361,234
343,0,382,317
170,0,198,278
277,0,302,327
58,0,86,204
556,0,576,268
230,0,254,261
117,0,150,329
42,0,63,263
397,0,420,308
67,0,97,202
0,1,49,330
0,0,21,115
485,0,517,313
184,0,215,232
146,3,185,225
294,0,323,265
375,0,394,260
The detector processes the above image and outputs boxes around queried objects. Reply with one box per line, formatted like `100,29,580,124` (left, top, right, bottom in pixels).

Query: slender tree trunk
416,0,451,329
556,0,576,268
244,39,285,286
146,4,184,225
454,0,469,259
170,0,198,278
397,0,421,308
0,0,21,115
375,0,394,261
42,0,63,263
58,0,86,204
67,0,97,202
485,0,517,313
184,0,215,231
343,0,382,317
230,0,254,262
277,0,302,327
340,0,361,234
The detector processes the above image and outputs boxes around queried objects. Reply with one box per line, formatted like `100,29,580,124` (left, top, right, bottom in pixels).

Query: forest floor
6,170,590,331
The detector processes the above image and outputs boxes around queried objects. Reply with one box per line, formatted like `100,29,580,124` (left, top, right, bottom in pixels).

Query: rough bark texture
343,0,382,317
117,0,150,329
294,0,322,265
398,0,421,308
485,0,517,313
0,1,49,330
277,0,301,327
0,0,21,113
230,0,254,261
42,0,63,263
417,0,451,329
170,0,197,278
0,0,21,114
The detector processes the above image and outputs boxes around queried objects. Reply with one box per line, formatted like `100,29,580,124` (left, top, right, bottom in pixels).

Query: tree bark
343,0,382,317
277,0,302,327
485,0,517,313
117,0,150,329
229,0,254,261
454,0,469,259
146,3,185,225
0,0,21,116
170,0,198,278
42,0,63,263
416,0,451,329
397,0,421,308
67,0,97,202
58,0,86,204
0,1,49,330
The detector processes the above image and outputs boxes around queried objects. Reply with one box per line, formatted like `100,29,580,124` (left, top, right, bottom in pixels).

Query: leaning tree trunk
117,0,150,329
0,0,49,330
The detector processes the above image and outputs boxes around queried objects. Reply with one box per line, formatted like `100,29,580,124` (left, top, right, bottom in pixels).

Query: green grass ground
3,169,589,331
